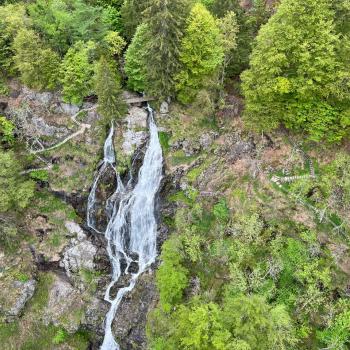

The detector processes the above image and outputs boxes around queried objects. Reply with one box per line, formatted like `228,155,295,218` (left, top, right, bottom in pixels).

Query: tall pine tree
141,0,192,99
120,0,148,41
124,23,149,92
95,55,126,122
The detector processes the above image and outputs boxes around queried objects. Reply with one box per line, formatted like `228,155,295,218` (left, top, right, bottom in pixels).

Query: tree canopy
241,0,350,143
176,3,224,104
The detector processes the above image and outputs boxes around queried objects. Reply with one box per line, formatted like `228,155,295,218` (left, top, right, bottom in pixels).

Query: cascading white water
87,124,116,233
87,107,163,350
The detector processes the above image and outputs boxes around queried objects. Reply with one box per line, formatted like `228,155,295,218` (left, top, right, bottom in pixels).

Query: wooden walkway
124,96,155,104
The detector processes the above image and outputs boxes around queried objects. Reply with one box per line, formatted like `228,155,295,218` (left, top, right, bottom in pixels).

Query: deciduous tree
28,0,111,55
241,0,350,142
60,41,95,105
175,3,224,104
13,29,60,90
0,149,35,212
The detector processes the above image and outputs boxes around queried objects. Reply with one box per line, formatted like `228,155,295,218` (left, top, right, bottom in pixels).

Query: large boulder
122,107,148,155
5,280,36,320
60,223,97,278
43,274,86,333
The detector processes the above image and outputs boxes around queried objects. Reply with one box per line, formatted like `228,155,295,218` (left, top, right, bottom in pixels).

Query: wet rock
122,130,148,156
84,297,107,334
128,261,139,274
122,107,149,155
0,100,8,113
126,107,148,129
112,272,158,350
6,279,36,319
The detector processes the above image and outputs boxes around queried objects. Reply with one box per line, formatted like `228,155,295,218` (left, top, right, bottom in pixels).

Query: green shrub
158,131,171,153
213,198,230,223
30,169,49,182
156,236,189,312
0,115,15,144
52,329,68,345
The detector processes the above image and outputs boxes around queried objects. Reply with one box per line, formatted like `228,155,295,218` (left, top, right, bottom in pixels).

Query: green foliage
13,271,30,283
176,3,224,104
0,115,15,145
0,322,19,346
320,153,350,211
318,308,350,349
156,236,189,312
213,198,230,223
158,131,171,153
60,41,96,105
141,0,192,98
120,0,148,41
241,0,350,142
52,329,68,345
0,149,35,212
175,302,229,350
28,272,54,313
0,3,30,75
95,55,126,122
209,0,241,18
124,23,148,92
210,0,270,75
30,169,49,182
13,29,60,90
102,31,126,57
28,0,112,55
222,294,297,350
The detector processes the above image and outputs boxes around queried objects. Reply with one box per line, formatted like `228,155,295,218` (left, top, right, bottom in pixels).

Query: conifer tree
241,0,350,143
120,0,148,41
95,55,126,122
141,0,192,99
175,3,224,104
124,23,148,93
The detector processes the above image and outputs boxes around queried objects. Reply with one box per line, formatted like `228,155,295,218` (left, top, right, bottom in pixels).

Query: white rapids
87,107,163,350
87,123,116,233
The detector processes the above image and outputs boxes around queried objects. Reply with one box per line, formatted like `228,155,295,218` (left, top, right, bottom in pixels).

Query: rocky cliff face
0,84,167,349
0,84,263,349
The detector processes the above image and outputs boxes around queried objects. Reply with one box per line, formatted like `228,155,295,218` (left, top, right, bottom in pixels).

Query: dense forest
1,0,350,349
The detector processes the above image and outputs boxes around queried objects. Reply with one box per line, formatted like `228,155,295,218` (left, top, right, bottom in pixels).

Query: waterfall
87,124,116,233
87,107,163,350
